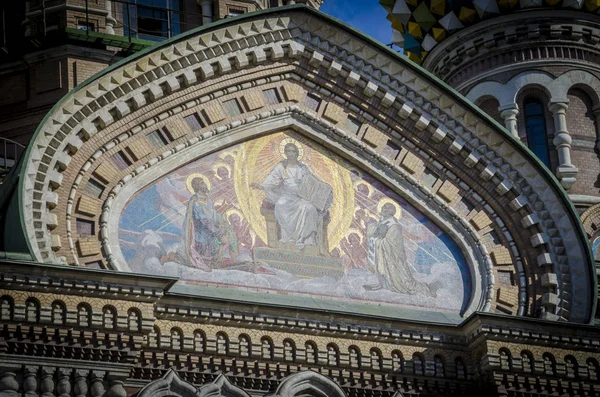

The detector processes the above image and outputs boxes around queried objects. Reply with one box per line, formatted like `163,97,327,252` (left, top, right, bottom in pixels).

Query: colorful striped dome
380,0,600,62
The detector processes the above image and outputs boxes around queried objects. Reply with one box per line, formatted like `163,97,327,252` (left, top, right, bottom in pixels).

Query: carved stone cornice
422,10,600,92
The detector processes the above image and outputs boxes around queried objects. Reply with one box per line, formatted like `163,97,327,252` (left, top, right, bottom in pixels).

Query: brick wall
0,54,109,144
67,58,108,89
566,88,600,196
215,1,259,19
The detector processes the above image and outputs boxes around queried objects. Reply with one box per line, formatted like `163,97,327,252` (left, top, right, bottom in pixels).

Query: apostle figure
179,177,237,269
251,143,331,250
364,203,431,295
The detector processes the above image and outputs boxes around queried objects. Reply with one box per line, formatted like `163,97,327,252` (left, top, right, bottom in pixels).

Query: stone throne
259,199,331,256
253,199,343,279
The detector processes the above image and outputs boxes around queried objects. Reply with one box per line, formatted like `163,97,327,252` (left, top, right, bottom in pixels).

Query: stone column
499,104,519,138
198,0,213,25
549,102,578,189
22,1,31,36
56,369,71,397
592,106,600,151
105,0,117,35
89,372,105,397
23,367,38,397
73,370,88,397
0,372,19,397
40,367,56,397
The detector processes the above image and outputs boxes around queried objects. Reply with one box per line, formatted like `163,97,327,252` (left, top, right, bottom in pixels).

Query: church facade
0,4,599,397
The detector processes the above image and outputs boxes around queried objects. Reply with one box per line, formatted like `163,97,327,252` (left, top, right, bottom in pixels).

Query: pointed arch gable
136,370,199,397
197,375,250,397
272,371,345,397
13,6,595,323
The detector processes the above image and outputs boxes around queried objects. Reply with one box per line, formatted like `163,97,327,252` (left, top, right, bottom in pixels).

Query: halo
225,208,244,220
235,132,354,251
218,149,238,162
186,173,212,194
353,180,373,197
278,137,304,161
376,197,402,219
212,162,232,180
344,228,364,245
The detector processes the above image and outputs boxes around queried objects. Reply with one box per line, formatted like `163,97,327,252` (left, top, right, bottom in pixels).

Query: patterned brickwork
566,88,599,197
282,83,305,103
401,151,424,174
164,118,191,140
437,180,460,202
491,246,512,266
203,103,227,124
361,126,387,150
471,211,493,230
77,237,100,257
126,139,153,162
93,162,119,185
323,102,346,124
76,196,100,217
242,90,265,111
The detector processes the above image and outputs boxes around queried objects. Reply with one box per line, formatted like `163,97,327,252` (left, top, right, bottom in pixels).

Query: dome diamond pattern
381,0,599,62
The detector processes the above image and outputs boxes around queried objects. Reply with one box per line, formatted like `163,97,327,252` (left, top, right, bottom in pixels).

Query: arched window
455,357,466,379
77,304,92,327
238,335,250,357
102,306,116,329
305,342,317,364
170,328,183,350
216,332,228,355
521,351,534,373
326,344,339,367
283,339,295,362
261,337,273,360
587,358,599,381
51,301,66,325
543,353,556,376
193,330,206,353
413,353,424,376
370,348,382,371
564,355,578,379
348,346,361,369
0,296,13,321
25,298,40,323
391,350,403,373
127,308,141,331
524,98,550,167
434,355,445,377
499,348,512,370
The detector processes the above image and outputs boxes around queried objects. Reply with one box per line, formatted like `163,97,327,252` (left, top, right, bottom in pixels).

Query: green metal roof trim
65,28,158,52
12,4,596,321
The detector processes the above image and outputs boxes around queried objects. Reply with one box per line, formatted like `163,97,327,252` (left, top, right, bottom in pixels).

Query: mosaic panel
119,131,470,312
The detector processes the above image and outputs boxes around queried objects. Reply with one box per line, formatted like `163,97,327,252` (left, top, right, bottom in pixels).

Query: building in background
0,0,322,178
0,3,598,397
381,0,600,256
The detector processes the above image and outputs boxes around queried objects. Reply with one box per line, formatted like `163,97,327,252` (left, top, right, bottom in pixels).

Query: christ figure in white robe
251,143,330,250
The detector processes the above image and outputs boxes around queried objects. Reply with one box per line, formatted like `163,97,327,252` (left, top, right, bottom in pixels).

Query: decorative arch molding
197,375,250,397
105,107,491,317
14,6,594,322
466,69,600,108
136,370,250,397
580,202,600,242
466,71,556,108
136,370,199,397
270,371,346,397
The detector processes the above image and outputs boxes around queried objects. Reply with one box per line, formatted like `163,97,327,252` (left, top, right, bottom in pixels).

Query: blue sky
320,0,392,46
